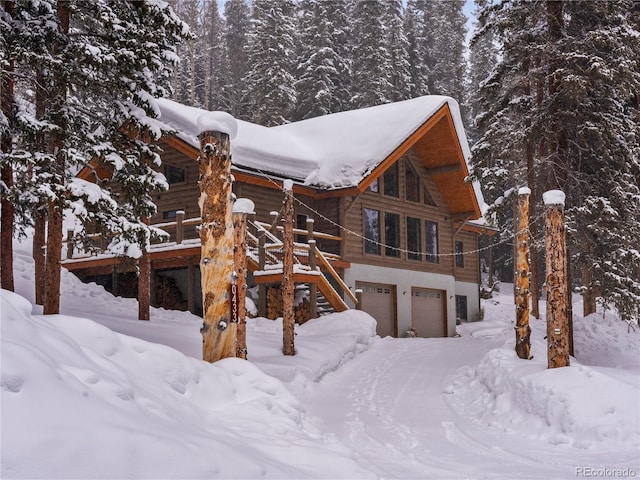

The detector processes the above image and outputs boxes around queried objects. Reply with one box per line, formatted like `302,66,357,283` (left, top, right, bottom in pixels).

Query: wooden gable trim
355,105,451,194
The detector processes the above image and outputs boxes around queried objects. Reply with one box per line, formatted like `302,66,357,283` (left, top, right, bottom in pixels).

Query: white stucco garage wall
343,264,458,337
454,280,481,323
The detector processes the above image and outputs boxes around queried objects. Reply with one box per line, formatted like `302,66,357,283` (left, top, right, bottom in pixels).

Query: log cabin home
67,95,496,338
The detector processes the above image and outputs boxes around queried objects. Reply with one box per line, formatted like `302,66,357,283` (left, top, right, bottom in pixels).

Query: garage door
356,281,396,338
411,287,446,337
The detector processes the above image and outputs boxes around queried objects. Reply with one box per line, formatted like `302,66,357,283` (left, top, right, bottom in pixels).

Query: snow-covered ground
2,240,639,479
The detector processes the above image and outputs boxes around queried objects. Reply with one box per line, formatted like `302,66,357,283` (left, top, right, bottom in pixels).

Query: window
407,217,422,260
383,163,399,197
163,210,178,220
425,221,439,263
384,212,400,258
455,240,464,267
363,208,381,255
367,178,379,193
405,162,420,202
165,165,186,184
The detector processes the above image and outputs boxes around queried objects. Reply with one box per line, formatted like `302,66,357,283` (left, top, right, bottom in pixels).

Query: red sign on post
229,283,239,324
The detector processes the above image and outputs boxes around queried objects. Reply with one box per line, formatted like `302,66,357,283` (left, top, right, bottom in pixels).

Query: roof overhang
352,103,481,218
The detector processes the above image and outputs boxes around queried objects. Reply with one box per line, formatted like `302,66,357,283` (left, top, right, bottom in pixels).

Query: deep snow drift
2,245,639,479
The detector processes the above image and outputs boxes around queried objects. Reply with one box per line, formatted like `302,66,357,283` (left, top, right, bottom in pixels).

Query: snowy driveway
302,336,636,479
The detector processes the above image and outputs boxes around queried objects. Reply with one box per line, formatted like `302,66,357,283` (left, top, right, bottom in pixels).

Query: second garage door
411,287,446,337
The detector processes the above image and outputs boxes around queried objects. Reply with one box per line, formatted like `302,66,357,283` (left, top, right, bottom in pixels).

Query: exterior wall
454,280,481,323
344,263,457,337
453,230,480,284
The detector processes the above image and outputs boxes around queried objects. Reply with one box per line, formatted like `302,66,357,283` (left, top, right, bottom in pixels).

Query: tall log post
138,217,150,321
197,112,238,363
515,188,532,360
282,180,295,356
543,190,570,368
233,199,254,360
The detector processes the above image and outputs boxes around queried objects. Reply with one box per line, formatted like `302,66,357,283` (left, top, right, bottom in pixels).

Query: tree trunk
515,189,532,359
33,210,46,304
198,129,236,362
544,191,570,368
233,211,249,359
138,218,150,321
581,264,596,316
43,0,70,315
0,159,14,294
1,0,16,291
526,138,540,319
282,181,295,356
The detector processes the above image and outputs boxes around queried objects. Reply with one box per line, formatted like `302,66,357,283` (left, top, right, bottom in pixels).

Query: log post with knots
197,112,239,363
543,190,570,369
282,179,296,356
514,188,532,359
233,198,254,360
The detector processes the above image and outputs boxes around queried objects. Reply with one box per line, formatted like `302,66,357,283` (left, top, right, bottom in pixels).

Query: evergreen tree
473,0,640,321
245,0,297,126
404,0,430,97
1,0,187,313
201,0,225,110
427,0,468,101
170,0,202,106
221,0,251,120
350,0,391,108
553,0,640,320
466,0,498,143
294,0,351,120
384,0,412,102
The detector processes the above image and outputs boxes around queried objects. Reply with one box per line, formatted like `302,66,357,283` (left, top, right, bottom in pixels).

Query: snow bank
449,291,640,451
0,289,373,479
247,311,377,394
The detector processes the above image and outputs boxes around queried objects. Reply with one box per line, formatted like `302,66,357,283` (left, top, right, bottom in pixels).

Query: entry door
356,281,397,338
411,287,446,337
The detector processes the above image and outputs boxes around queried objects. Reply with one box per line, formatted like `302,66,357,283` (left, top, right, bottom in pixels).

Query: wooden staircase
246,217,356,315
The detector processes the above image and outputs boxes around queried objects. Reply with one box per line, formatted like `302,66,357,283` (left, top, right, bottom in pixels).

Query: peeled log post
282,180,296,356
515,188,532,360
543,190,570,369
233,198,254,360
197,112,238,363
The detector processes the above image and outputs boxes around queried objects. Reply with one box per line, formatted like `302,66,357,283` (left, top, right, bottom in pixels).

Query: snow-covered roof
155,96,486,219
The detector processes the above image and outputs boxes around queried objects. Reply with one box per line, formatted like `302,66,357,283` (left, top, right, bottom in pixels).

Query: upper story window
405,162,420,202
425,220,439,263
165,164,186,184
367,178,379,193
455,240,464,267
383,163,399,197
407,216,422,260
384,212,400,258
363,207,381,255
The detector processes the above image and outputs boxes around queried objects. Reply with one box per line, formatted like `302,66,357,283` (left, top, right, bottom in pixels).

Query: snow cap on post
283,179,294,192
543,190,566,206
232,198,255,214
196,111,238,139
518,187,531,196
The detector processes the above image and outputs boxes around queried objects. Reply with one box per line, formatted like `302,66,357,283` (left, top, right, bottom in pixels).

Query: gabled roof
152,96,484,219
